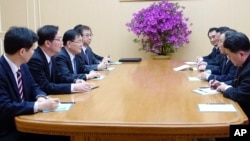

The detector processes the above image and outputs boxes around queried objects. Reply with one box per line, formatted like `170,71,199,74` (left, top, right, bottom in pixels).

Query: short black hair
207,27,218,37
63,29,81,46
4,26,38,55
73,24,92,36
216,26,230,34
223,32,250,53
37,25,59,46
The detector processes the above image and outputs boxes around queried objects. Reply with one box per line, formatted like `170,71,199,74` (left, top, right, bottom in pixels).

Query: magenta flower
126,0,192,55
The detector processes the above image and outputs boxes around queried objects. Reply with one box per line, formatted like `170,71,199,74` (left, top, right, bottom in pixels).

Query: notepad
90,84,99,89
198,104,236,112
185,61,197,65
173,65,191,71
192,88,220,95
109,61,122,65
43,103,73,113
188,77,201,81
93,75,106,80
102,67,115,71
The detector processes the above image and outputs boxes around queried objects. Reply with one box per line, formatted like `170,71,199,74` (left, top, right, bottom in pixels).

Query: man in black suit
73,24,110,71
55,29,101,81
199,30,237,82
197,27,229,71
196,27,218,63
0,26,67,141
28,25,91,94
211,31,250,122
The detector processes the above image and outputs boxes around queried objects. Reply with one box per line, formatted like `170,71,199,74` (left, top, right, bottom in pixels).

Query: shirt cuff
34,102,39,113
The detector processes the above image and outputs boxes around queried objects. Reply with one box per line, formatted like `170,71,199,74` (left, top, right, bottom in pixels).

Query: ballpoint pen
211,76,217,89
60,102,76,104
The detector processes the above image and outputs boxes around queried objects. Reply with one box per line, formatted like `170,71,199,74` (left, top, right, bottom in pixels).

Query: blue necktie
48,61,52,77
84,49,89,65
73,57,77,74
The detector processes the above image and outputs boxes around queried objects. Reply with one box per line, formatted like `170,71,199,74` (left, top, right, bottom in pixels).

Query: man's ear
19,48,26,56
44,40,52,48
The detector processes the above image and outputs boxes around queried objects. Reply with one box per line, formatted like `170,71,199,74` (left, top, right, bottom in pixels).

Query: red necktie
17,69,24,102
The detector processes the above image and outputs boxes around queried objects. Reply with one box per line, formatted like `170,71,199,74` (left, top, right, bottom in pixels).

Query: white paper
43,103,73,113
192,88,220,95
173,65,191,71
198,104,237,112
185,61,197,65
188,77,201,81
109,61,122,65
106,67,115,71
93,75,106,80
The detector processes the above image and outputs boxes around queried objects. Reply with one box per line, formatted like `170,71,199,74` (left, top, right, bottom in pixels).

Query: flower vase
151,55,171,60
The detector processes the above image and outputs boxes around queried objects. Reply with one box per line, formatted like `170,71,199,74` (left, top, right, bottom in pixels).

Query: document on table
185,61,197,65
173,64,191,71
109,61,122,65
93,75,106,80
188,77,201,81
43,103,73,113
192,88,220,95
102,67,115,71
198,104,237,112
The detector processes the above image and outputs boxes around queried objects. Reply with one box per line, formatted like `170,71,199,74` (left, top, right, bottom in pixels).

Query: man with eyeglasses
28,25,91,95
74,24,111,71
55,29,101,81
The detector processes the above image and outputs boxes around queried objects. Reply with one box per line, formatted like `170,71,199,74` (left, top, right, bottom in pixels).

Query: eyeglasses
82,34,93,37
71,40,82,44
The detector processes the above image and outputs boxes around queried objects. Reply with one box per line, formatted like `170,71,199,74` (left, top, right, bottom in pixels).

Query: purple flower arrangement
126,0,192,55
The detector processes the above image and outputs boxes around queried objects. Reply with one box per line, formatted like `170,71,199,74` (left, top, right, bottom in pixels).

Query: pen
60,102,75,104
211,76,217,89
199,86,210,89
212,76,217,83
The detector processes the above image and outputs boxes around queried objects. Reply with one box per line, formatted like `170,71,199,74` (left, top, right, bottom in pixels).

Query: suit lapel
0,56,22,101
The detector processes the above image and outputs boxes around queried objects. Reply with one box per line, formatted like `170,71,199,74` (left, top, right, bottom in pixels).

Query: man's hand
73,83,91,92
37,98,60,111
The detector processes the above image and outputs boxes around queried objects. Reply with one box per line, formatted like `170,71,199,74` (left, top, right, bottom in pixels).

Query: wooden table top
15,60,248,138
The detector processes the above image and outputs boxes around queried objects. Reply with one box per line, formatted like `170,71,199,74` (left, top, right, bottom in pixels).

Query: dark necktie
73,57,77,74
221,57,228,74
48,61,52,78
84,49,89,65
16,69,24,102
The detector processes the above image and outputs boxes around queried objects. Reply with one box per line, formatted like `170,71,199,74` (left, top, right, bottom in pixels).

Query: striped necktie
17,69,24,102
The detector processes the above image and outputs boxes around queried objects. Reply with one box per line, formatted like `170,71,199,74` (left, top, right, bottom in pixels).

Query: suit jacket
28,47,72,94
79,47,100,71
203,47,224,66
223,55,250,121
0,56,46,139
203,46,218,61
55,47,91,80
207,56,237,82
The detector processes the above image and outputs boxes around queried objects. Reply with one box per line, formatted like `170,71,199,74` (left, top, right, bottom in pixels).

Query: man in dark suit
73,24,110,71
211,31,250,123
0,26,67,141
199,30,237,82
197,27,229,71
196,27,218,63
28,25,91,94
55,29,101,81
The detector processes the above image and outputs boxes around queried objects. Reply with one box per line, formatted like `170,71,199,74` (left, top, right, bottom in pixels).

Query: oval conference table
15,60,248,141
